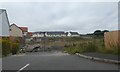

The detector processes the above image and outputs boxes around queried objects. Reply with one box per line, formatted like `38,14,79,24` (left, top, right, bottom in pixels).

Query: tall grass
64,41,98,54
11,43,20,55
31,37,119,55
64,37,104,54
63,37,119,55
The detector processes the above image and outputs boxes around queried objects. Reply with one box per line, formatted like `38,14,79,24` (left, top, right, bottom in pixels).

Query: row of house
32,31,80,37
1,9,81,45
0,9,80,43
0,9,80,39
9,24,80,39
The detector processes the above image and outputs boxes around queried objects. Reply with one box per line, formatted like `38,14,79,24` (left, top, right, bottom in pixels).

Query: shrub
2,40,11,56
11,43,20,55
1,38,21,56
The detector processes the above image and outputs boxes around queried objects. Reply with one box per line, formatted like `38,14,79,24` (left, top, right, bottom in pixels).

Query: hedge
2,40,11,56
2,39,20,56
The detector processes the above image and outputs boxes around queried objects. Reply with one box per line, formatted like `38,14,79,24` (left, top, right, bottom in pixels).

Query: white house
32,32,45,37
45,31,66,37
32,31,80,37
67,32,79,37
0,9,10,37
10,24,23,37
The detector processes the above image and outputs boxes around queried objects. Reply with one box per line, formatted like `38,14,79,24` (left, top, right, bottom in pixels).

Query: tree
94,30,109,36
102,30,109,36
94,30,102,36
102,30,109,33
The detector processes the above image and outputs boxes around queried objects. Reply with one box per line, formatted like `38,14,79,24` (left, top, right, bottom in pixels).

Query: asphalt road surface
2,51,119,71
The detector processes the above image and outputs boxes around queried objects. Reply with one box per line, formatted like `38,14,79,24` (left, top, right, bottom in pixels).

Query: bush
2,38,20,56
2,40,11,56
11,43,20,55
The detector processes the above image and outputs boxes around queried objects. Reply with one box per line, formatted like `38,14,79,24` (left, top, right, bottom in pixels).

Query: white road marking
17,64,30,72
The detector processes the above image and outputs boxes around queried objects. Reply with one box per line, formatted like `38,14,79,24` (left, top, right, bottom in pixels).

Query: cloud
0,0,119,2
1,2,118,34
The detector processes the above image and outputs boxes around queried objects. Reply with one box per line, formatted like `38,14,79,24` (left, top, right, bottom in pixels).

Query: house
9,24,25,47
32,31,80,37
27,32,33,37
32,32,45,37
31,31,66,43
67,32,79,37
0,9,10,56
25,32,33,42
19,27,29,45
10,24,29,47
10,24,23,37
32,32,45,42
0,9,10,38
45,31,66,37
19,27,28,36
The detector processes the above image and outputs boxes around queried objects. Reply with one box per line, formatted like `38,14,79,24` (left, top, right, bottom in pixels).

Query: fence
104,30,120,49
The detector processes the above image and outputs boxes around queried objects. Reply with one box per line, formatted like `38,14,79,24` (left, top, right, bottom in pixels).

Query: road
2,51,119,71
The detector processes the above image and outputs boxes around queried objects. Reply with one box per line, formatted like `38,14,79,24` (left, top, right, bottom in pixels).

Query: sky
0,1,119,34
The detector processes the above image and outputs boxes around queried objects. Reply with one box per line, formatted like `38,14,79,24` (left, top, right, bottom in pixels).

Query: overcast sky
1,1,118,34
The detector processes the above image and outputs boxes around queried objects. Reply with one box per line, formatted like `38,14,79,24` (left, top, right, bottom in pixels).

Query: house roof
33,31,66,35
33,32,45,34
27,32,33,36
10,24,23,32
70,32,79,35
46,31,66,35
19,27,28,32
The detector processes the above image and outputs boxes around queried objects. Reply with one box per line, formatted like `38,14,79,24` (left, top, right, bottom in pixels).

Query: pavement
1,51,119,71
81,53,119,61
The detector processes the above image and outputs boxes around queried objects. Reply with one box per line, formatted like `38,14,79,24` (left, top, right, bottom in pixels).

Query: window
9,29,11,31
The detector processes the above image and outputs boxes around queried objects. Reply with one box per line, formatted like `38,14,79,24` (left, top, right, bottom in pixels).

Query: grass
64,41,98,54
103,44,120,55
63,37,119,55
28,37,119,55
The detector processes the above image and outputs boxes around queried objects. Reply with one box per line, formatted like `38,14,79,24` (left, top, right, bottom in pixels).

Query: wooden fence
104,30,120,49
